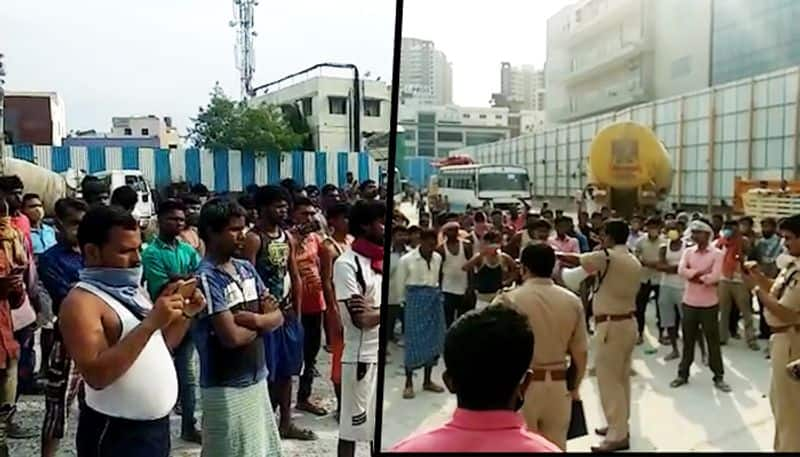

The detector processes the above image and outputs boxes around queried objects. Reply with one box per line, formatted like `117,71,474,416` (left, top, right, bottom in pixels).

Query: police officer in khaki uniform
559,219,641,453
744,214,800,452
494,243,588,450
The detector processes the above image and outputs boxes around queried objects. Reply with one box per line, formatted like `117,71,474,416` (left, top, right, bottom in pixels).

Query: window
364,99,381,117
329,96,348,115
437,131,464,142
124,128,132,136
495,114,503,120
300,97,313,116
418,130,435,141
418,113,436,123
462,113,471,119
479,114,487,119
141,128,149,136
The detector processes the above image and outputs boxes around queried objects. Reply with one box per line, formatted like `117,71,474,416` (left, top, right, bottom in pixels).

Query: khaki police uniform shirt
766,258,800,327
494,278,589,369
580,245,642,316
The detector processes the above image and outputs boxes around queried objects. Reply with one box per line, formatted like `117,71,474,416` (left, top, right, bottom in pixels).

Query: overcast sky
2,0,396,134
402,0,572,107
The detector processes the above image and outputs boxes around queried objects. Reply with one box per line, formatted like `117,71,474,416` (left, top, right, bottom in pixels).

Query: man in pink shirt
670,218,731,392
391,306,561,453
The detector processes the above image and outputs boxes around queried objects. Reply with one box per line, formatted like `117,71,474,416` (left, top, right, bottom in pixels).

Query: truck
584,121,672,218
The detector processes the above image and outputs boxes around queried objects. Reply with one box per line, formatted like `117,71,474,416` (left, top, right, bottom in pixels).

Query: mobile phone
177,278,198,298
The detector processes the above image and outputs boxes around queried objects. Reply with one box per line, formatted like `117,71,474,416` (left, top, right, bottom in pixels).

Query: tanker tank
586,121,673,217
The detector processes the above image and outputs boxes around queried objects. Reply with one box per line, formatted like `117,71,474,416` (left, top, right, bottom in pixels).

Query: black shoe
670,377,688,388
714,379,732,393
181,428,203,444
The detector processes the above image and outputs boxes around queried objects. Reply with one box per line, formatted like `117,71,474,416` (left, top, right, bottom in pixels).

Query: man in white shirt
397,229,447,400
333,200,384,457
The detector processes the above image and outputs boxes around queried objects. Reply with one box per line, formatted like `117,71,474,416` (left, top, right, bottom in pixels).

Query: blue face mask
721,228,734,239
79,266,148,320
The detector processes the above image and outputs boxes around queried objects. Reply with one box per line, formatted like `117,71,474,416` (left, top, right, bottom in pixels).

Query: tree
188,83,307,155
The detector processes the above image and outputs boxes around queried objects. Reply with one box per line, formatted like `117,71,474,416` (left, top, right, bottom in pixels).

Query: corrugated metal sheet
5,146,382,194
453,66,800,207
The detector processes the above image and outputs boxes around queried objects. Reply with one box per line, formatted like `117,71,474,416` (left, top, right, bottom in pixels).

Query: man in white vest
59,205,205,456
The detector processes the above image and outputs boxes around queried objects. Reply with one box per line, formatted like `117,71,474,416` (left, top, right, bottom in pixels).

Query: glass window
364,99,381,117
478,171,529,192
329,97,348,115
141,128,149,136
437,131,464,142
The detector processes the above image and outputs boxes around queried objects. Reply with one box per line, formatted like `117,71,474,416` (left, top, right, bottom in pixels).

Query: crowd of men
0,170,386,457
388,195,800,453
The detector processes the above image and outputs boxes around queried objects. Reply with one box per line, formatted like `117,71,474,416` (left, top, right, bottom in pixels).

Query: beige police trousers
594,318,638,443
522,375,571,450
770,331,800,452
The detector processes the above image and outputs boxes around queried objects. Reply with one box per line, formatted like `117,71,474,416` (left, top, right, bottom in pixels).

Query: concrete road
11,348,369,457
380,305,777,452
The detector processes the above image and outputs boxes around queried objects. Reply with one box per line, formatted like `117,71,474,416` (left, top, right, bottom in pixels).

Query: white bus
433,164,531,212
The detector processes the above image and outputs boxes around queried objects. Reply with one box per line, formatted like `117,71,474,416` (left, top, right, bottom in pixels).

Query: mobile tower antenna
231,0,257,99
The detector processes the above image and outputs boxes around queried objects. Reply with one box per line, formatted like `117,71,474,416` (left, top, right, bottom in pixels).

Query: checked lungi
403,285,446,370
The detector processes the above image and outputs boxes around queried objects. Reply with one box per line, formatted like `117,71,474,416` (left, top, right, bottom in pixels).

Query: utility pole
231,0,257,100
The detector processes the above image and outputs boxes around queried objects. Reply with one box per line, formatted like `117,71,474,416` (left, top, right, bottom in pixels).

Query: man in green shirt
141,199,202,443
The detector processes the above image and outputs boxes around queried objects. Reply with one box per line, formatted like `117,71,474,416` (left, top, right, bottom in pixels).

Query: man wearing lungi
397,228,447,400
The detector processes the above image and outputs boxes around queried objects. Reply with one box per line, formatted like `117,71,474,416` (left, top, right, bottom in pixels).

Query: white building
500,62,546,111
251,76,390,152
545,0,711,123
400,37,453,106
110,115,180,149
399,103,510,158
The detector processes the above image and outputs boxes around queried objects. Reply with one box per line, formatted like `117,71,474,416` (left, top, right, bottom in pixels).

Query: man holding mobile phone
333,200,384,457
141,199,203,443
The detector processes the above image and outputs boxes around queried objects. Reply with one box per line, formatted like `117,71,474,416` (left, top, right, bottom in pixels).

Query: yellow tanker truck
585,121,672,218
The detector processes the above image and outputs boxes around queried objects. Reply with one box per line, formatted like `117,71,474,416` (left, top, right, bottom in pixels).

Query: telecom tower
231,0,257,99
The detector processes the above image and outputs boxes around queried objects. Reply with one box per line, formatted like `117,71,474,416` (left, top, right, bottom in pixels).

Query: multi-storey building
545,0,712,123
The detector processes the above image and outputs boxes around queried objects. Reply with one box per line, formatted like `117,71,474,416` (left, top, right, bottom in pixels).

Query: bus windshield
478,171,529,192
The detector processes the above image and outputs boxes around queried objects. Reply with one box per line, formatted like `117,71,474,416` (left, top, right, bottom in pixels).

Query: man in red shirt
391,305,560,453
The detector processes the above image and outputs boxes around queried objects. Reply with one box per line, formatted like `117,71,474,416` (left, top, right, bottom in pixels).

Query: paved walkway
380,305,777,452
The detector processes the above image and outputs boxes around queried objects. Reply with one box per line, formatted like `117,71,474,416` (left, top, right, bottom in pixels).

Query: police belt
771,324,800,334
594,312,636,323
531,369,567,382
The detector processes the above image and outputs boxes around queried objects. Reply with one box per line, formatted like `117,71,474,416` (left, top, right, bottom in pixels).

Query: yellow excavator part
588,121,672,192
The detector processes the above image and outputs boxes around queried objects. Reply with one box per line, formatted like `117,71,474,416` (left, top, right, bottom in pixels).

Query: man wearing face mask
391,305,560,453
493,243,588,450
557,219,641,452
59,205,206,456
754,217,783,341
715,219,759,350
743,214,800,451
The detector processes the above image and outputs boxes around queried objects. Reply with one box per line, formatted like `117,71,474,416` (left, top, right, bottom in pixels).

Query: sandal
279,423,318,441
423,382,445,393
296,401,328,417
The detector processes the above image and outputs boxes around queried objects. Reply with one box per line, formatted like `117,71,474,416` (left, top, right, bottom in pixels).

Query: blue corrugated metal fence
5,145,382,192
